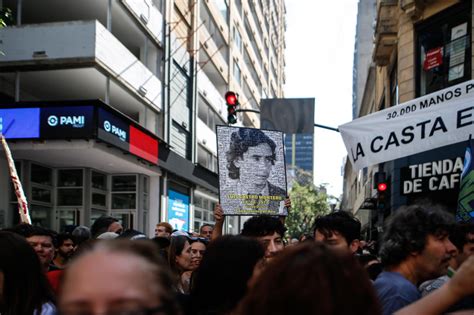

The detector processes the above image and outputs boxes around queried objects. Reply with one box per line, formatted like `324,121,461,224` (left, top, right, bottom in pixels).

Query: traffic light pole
314,124,339,133
235,109,261,114
236,109,340,132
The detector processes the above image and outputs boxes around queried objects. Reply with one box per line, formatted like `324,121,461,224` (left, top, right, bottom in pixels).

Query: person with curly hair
374,203,457,315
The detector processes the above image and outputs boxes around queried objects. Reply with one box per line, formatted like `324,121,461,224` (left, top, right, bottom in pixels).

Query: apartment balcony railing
0,20,162,111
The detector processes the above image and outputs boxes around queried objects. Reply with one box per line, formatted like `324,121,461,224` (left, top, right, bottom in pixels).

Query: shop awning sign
339,80,474,171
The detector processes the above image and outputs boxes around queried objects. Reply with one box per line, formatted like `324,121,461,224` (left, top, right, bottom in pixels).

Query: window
198,95,225,130
111,175,137,209
92,171,107,190
390,64,398,106
193,194,216,233
213,0,229,22
57,169,83,206
91,171,107,209
91,209,107,226
416,2,471,96
233,26,242,53
198,145,218,172
30,205,52,228
31,164,52,186
31,164,53,204
233,60,241,85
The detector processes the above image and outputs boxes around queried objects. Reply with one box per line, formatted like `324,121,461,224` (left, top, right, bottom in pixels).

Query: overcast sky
284,0,359,198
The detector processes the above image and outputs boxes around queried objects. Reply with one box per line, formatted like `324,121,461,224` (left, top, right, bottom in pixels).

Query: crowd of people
1,201,474,315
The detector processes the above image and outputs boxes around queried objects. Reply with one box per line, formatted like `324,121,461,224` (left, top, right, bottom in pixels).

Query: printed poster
217,126,287,216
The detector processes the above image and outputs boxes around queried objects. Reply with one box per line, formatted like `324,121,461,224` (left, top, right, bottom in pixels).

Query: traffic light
225,91,239,124
374,172,389,211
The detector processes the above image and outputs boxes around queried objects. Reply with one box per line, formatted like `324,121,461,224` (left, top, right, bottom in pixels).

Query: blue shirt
374,271,421,315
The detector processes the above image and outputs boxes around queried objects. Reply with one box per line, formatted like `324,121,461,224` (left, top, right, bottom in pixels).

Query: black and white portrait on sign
217,126,287,216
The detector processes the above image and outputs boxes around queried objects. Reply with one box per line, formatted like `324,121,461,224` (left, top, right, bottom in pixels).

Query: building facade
284,133,313,173
0,0,286,235
342,0,472,239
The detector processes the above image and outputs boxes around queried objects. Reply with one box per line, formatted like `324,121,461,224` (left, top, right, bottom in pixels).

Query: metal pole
234,109,340,133
314,124,339,133
291,134,296,169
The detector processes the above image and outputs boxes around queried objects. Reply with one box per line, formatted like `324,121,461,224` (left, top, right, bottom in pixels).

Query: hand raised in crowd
214,203,225,223
447,254,474,298
284,197,291,210
396,255,474,315
279,197,291,225
212,203,225,241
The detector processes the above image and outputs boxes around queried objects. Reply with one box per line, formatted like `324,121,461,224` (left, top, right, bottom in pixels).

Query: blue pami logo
48,115,85,128
104,120,126,141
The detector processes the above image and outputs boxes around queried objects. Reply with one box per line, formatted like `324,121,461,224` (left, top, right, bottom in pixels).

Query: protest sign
339,80,474,171
217,126,287,215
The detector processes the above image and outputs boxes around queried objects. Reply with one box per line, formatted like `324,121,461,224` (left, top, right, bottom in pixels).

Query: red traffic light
225,91,238,106
377,183,387,192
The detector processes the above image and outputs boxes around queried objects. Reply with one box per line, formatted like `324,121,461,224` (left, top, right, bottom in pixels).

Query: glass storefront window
58,169,83,187
58,209,78,231
91,209,107,226
416,2,471,96
92,171,107,190
112,175,137,192
92,193,107,208
193,194,216,233
32,187,52,203
194,196,202,208
31,164,52,186
111,212,134,229
30,205,52,228
57,188,83,206
195,209,202,219
112,193,136,209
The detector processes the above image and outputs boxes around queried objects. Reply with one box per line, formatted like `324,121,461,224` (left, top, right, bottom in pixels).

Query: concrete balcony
197,70,226,122
0,20,162,112
196,119,217,156
121,0,163,46
373,0,399,66
199,22,229,83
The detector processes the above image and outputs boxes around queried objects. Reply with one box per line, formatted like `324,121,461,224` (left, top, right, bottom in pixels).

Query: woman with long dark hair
0,231,56,315
168,235,193,293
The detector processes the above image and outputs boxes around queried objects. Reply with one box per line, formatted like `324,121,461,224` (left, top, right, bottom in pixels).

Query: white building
0,0,286,235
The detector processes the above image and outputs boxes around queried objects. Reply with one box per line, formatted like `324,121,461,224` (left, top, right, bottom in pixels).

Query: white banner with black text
339,80,474,171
